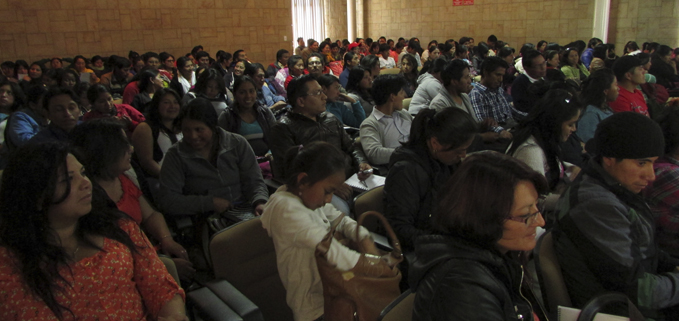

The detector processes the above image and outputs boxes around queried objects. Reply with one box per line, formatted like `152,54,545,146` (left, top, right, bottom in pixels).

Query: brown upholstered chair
209,217,294,321
402,98,411,111
353,186,385,233
534,230,572,319
380,68,401,75
378,289,415,321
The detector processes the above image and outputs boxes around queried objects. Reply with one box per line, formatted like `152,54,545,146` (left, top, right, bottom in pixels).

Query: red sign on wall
453,0,473,5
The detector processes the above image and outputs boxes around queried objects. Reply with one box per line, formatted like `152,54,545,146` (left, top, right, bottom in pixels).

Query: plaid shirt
469,83,516,133
646,156,679,256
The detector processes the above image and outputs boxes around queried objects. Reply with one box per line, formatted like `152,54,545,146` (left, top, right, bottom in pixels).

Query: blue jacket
325,100,366,128
581,48,594,69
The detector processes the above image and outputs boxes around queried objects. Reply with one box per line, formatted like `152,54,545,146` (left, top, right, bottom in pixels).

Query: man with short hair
360,74,412,166
194,51,211,69
554,112,679,320
294,37,305,56
469,56,517,140
430,59,474,115
270,75,370,183
100,57,134,98
378,36,387,44
400,40,422,67
378,44,396,69
609,55,649,116
267,49,289,78
29,86,82,144
511,49,546,115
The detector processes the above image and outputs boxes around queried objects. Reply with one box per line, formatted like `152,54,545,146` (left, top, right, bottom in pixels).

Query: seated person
169,57,196,98
276,55,306,91
0,81,25,144
269,75,371,212
0,142,186,320
261,141,378,321
158,98,268,217
82,85,145,137
511,49,547,115
70,119,194,281
609,55,649,116
384,108,477,253
29,86,81,144
345,66,375,116
72,55,100,84
182,68,232,115
218,75,277,158
266,49,289,78
378,44,396,69
553,112,679,319
411,152,547,321
469,56,516,139
131,68,164,113
131,88,183,178
560,47,590,82
646,106,679,257
507,89,582,209
55,68,80,91
359,74,412,167
399,54,419,98
100,56,134,99
649,45,679,90
430,59,474,115
244,63,287,113
307,53,334,78
318,74,365,127
408,57,447,116
159,52,176,80
1,85,47,156
577,69,618,143
339,52,360,88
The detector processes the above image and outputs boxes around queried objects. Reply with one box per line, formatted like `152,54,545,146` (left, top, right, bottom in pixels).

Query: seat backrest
378,289,415,321
402,98,411,111
353,186,385,232
534,231,572,319
380,68,401,75
210,217,294,321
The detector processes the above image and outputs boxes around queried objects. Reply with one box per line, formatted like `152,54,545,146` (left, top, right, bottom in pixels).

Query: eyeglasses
506,198,545,226
303,89,324,97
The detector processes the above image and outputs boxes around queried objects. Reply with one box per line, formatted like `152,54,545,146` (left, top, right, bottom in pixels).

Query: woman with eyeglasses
507,89,583,213
410,151,548,321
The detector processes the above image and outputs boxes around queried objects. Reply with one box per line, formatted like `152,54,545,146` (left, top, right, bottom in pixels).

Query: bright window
291,0,325,50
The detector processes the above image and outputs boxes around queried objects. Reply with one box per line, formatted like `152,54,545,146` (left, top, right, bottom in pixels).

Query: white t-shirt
379,56,396,69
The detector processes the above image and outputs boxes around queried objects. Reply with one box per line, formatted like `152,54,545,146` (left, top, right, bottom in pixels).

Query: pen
359,169,373,188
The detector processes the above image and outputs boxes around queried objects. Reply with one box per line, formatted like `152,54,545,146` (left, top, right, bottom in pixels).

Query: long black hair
580,68,615,111
507,89,582,189
404,108,478,150
345,66,372,102
0,142,136,319
147,87,182,134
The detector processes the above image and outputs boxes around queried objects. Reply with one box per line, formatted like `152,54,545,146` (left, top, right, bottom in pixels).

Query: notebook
558,306,629,321
345,173,386,191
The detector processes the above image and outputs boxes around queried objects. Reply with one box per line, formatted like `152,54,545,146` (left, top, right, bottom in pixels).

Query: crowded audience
2,33,679,320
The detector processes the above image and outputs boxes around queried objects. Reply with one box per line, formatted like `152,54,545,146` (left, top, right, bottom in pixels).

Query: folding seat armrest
187,279,264,321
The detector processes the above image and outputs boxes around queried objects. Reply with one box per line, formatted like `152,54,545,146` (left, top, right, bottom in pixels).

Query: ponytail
404,108,478,150
283,142,347,187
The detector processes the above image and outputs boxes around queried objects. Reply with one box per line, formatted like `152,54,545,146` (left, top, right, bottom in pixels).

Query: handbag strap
316,213,345,255
576,292,645,321
355,211,403,260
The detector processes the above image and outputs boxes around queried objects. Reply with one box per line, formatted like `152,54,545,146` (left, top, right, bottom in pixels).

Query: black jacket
384,146,452,253
410,234,535,321
269,111,367,180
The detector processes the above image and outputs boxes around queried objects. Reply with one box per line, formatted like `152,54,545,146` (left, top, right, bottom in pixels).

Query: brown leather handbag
315,211,404,321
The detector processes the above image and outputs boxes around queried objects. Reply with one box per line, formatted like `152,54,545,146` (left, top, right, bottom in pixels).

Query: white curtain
292,0,325,50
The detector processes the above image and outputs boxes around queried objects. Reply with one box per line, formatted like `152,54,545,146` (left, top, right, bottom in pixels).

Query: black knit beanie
592,112,664,159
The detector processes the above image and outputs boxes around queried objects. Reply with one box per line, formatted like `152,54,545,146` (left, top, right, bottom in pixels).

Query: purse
315,211,404,321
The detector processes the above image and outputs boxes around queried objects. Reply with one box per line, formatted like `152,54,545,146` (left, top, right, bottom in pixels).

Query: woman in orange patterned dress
0,142,187,321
